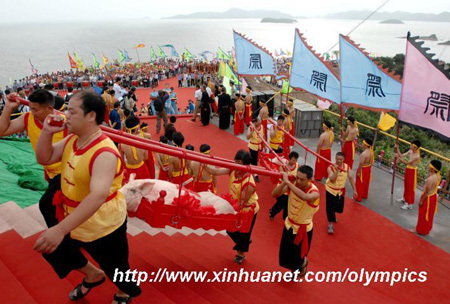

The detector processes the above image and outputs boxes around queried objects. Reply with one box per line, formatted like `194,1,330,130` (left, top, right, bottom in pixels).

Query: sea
0,18,449,88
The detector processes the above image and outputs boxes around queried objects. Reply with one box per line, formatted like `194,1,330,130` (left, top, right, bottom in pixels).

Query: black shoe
269,209,274,220
234,254,246,265
254,175,260,183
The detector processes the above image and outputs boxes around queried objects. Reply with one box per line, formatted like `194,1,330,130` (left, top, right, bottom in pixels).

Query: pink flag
317,99,332,109
399,33,450,139
241,77,248,93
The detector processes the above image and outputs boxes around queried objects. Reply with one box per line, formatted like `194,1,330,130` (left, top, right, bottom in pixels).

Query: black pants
43,219,141,297
39,175,60,228
227,213,257,253
249,148,259,167
279,226,313,271
270,194,288,220
326,191,344,223
273,146,283,154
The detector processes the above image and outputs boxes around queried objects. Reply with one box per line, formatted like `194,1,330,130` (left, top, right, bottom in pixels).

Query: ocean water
0,18,448,87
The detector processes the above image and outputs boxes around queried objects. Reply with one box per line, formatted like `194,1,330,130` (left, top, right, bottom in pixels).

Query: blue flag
340,35,402,111
233,30,277,76
290,30,340,104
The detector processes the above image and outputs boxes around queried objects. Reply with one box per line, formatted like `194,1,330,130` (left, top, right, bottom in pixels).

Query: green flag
184,48,195,61
225,63,240,85
158,46,166,58
92,53,100,69
281,79,293,94
74,52,85,70
118,50,125,62
150,47,157,60
217,47,231,61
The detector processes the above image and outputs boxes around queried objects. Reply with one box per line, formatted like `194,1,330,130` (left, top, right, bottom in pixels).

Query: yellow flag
378,112,397,131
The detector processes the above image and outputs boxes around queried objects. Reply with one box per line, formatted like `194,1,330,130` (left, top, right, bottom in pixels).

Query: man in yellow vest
0,89,67,227
247,116,264,182
33,92,141,303
269,151,299,220
325,152,357,234
270,115,286,154
272,165,320,276
205,150,259,265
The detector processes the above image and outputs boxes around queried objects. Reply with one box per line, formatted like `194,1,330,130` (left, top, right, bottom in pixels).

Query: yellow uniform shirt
325,164,349,196
24,112,67,179
229,171,259,213
61,133,126,242
285,183,320,233
248,125,264,151
270,127,284,150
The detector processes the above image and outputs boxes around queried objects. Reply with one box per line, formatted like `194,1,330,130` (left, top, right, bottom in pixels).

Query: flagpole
135,48,141,62
391,122,401,195
339,35,344,143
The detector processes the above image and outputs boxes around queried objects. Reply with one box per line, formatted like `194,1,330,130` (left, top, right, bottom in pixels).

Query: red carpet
0,119,449,303
57,76,195,113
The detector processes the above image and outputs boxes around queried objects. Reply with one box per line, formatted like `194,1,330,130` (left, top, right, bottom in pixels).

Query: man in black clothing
200,85,210,126
218,87,231,129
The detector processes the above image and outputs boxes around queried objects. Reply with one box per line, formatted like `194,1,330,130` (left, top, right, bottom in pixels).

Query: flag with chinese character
378,112,397,131
68,52,78,69
290,29,340,104
340,35,402,111
158,46,166,58
398,32,450,139
233,30,277,76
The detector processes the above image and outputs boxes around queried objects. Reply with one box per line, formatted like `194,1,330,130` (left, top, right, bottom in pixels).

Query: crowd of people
0,59,444,303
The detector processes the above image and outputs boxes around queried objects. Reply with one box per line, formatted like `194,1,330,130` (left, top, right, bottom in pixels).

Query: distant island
438,40,450,45
165,8,293,19
324,10,450,22
261,18,297,24
380,19,404,24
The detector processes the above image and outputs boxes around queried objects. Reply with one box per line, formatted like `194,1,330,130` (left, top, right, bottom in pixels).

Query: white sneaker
396,198,405,203
401,203,413,210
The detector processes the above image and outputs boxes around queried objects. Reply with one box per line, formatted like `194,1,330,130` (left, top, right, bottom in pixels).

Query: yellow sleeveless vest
325,164,349,196
61,133,126,242
248,126,264,151
24,112,66,179
285,183,320,233
229,171,259,213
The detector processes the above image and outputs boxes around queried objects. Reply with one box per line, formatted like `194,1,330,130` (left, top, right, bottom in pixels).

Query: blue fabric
233,31,277,76
290,31,340,104
340,35,401,110
109,109,121,130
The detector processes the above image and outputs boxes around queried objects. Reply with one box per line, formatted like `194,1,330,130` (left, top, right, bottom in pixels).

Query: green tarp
0,138,46,208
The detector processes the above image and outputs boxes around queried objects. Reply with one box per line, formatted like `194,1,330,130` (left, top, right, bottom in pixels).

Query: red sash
288,218,309,258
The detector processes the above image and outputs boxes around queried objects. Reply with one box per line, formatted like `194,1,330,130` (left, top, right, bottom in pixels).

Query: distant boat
261,18,297,24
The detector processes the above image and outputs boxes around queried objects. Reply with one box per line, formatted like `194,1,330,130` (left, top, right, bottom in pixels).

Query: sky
0,0,449,22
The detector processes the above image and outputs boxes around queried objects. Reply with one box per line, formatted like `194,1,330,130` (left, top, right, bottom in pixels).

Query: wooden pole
391,122,401,194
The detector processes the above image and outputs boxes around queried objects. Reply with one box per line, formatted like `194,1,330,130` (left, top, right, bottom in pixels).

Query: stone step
0,201,45,238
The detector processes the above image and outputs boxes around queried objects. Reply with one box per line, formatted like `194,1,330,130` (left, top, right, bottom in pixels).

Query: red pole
268,118,345,171
12,96,281,178
391,122,401,194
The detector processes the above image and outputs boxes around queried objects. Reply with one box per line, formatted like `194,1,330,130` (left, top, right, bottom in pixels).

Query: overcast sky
0,0,449,22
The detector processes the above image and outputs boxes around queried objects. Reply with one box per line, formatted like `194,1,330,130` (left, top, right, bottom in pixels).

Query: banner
73,52,85,70
118,50,125,62
233,30,277,76
290,29,340,104
398,33,450,139
134,44,145,48
92,53,100,69
150,47,157,61
157,46,166,58
378,112,397,131
340,35,402,111
102,53,109,66
281,79,293,95
184,48,195,61
29,59,38,75
68,53,77,69
162,44,179,57
123,50,131,62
